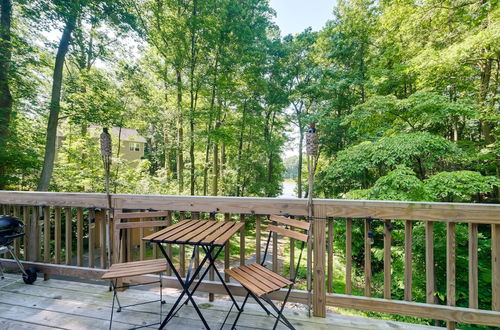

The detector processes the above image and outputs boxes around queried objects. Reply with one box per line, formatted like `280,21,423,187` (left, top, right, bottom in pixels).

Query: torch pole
306,122,318,318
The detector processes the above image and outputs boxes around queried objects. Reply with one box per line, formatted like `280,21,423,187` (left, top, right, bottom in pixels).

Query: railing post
492,224,500,311
313,205,326,317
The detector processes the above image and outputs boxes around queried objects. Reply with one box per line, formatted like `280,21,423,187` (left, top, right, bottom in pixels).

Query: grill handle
3,232,25,240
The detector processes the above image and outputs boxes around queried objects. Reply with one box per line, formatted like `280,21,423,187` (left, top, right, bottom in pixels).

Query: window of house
129,142,140,152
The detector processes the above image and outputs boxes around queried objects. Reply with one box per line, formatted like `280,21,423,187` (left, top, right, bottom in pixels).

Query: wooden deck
0,274,442,330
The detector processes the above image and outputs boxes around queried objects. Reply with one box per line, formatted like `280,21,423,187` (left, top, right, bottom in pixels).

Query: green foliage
425,171,499,202
368,166,429,201
319,133,459,197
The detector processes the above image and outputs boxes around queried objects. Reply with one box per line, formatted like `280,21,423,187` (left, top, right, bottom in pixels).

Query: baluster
404,220,413,301
23,206,30,261
290,216,296,279
193,212,200,277
327,217,333,293
88,209,95,268
3,205,11,259
126,221,132,262
43,206,50,272
77,208,83,267
139,215,145,261
272,216,278,273
97,210,106,268
209,212,216,302
447,222,456,329
384,220,392,299
345,218,352,295
65,207,72,265
179,211,186,277
166,211,172,276
492,224,500,311
28,206,39,262
13,206,20,258
426,221,436,304
469,223,478,309
240,214,246,267
364,218,371,297
54,207,61,264
256,215,261,265
224,213,230,282
152,219,158,260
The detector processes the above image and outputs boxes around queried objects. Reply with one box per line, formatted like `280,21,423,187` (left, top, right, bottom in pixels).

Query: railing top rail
0,190,498,223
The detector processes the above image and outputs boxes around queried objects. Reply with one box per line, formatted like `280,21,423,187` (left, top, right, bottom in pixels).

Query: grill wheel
22,267,37,284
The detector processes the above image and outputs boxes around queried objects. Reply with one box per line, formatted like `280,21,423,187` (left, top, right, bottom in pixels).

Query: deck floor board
0,274,441,330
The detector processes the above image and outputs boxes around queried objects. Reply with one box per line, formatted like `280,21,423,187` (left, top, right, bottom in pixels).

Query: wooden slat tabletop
143,220,244,246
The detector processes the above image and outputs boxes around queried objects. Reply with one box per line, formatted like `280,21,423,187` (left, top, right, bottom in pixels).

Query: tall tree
36,0,137,191
37,1,79,191
0,0,12,189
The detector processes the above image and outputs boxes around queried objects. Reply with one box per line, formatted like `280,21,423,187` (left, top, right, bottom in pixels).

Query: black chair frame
222,216,309,330
107,214,168,330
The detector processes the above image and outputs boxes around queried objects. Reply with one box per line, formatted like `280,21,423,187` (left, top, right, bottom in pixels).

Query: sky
269,1,334,158
269,0,334,36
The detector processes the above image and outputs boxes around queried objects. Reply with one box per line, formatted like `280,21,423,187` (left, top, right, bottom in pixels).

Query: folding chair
224,215,310,330
102,211,170,330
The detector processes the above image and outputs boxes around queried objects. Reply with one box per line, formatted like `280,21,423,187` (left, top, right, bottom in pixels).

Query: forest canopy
0,0,498,203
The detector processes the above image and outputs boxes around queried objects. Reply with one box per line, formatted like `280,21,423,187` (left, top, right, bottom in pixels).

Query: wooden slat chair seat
102,258,167,280
103,211,170,330
224,215,311,330
225,263,292,297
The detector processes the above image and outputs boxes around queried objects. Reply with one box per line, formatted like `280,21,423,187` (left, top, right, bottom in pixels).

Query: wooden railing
0,191,499,328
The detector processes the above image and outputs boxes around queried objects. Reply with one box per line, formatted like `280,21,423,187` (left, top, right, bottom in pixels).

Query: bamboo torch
100,128,112,270
306,122,318,317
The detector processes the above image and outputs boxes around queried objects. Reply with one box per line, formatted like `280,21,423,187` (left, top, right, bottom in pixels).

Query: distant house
56,125,147,164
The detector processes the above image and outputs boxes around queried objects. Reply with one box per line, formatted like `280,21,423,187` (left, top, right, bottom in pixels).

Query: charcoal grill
0,215,37,284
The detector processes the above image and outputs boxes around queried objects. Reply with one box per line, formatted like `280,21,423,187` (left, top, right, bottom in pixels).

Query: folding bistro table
143,219,244,329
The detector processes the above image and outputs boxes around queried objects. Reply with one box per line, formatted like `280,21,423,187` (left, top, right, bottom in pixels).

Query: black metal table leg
201,245,242,312
157,243,211,330
156,242,242,330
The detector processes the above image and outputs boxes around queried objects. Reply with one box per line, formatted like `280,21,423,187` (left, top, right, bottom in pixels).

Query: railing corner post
313,205,327,318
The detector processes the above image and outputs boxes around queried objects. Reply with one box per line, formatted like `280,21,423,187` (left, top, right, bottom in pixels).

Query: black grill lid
0,215,24,235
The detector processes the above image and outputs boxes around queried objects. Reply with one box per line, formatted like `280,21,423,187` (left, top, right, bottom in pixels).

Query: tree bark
297,130,304,198
176,69,184,193
0,0,12,189
479,58,494,144
212,121,219,196
235,101,247,196
188,0,197,195
37,18,75,191
203,53,218,196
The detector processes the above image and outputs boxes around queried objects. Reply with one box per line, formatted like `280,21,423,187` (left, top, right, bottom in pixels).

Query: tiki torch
306,122,318,317
100,128,112,269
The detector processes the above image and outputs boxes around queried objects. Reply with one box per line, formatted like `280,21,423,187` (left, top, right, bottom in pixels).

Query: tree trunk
0,0,12,189
220,142,226,195
479,58,494,144
212,122,219,196
37,18,75,191
176,69,184,193
297,130,304,198
204,54,218,196
235,101,247,197
203,122,211,196
163,124,170,178
189,0,197,195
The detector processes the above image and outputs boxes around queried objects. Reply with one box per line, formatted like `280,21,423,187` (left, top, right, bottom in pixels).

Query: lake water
280,180,297,198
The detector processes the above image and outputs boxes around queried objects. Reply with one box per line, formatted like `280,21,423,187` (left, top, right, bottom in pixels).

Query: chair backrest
262,215,311,281
112,211,170,264
268,215,310,243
